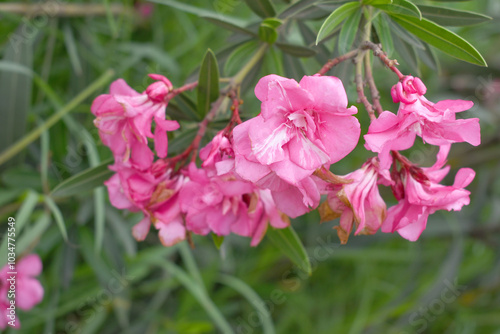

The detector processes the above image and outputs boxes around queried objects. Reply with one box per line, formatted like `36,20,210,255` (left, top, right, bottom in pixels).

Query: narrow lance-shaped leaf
224,41,260,77
197,49,220,118
219,274,276,334
373,12,394,56
276,43,317,57
316,2,361,45
417,5,492,26
44,195,69,242
51,159,113,198
390,14,487,66
388,18,425,49
202,16,257,36
266,226,312,275
338,7,362,54
372,0,422,19
244,0,276,18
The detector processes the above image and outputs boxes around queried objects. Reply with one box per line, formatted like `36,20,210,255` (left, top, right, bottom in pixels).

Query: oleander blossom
105,159,187,247
233,74,361,217
0,254,44,329
91,75,179,170
365,75,480,168
381,145,475,241
320,158,387,244
180,136,289,245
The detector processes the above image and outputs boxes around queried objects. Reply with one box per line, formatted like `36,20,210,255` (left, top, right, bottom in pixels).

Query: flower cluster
0,254,44,329
93,72,479,247
321,75,479,242
92,75,289,247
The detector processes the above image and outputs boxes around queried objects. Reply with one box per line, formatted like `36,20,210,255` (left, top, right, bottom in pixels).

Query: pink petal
158,220,186,247
320,113,360,164
17,254,42,277
104,174,136,210
453,168,475,188
287,135,330,171
434,99,473,114
299,76,351,113
132,216,151,241
110,79,141,96
16,278,44,310
249,117,290,165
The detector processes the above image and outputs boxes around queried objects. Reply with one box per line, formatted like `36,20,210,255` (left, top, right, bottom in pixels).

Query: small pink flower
381,146,475,241
0,254,44,329
365,76,480,168
179,163,288,245
105,159,187,246
91,75,179,169
321,158,386,243
233,75,360,216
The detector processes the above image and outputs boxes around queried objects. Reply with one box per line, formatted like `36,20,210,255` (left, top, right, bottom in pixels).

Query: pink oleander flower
179,163,288,245
105,159,187,247
91,75,179,170
381,145,475,241
0,254,44,329
233,74,360,216
365,76,480,168
320,158,386,244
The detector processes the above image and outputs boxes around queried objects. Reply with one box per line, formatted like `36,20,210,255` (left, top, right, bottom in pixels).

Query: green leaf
388,18,425,49
224,41,260,76
373,12,394,56
212,234,225,249
316,2,360,45
51,159,113,198
373,0,422,19
267,226,311,275
244,0,276,18
44,196,68,242
16,212,51,256
0,24,34,167
150,0,248,26
264,46,285,74
393,34,419,74
390,14,487,66
259,23,279,44
202,16,257,36
276,42,317,57
197,49,220,118
279,0,318,19
417,5,492,26
172,93,202,122
219,274,276,334
151,259,234,334
263,17,283,29
0,190,39,267
363,0,392,4
417,42,441,72
338,7,362,54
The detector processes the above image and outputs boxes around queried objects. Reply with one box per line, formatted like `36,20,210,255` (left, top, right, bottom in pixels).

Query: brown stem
364,53,384,116
167,81,198,100
316,49,358,76
362,41,404,79
0,3,133,17
355,51,376,121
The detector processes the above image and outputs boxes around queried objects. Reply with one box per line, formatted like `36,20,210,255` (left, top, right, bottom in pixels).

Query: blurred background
0,0,499,333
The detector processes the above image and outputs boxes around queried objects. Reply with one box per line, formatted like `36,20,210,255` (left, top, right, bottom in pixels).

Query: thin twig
316,49,358,76
0,3,133,17
364,53,384,116
362,41,404,80
355,51,376,121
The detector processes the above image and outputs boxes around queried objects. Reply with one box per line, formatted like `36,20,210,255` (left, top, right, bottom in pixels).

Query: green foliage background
0,0,499,333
